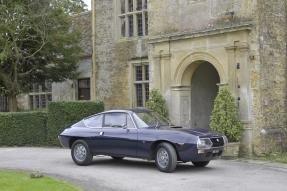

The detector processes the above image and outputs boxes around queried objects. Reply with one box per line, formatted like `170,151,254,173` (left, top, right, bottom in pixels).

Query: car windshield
133,111,170,128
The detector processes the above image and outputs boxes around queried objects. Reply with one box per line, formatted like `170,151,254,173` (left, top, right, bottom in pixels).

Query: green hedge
0,111,47,146
0,101,104,147
47,101,104,145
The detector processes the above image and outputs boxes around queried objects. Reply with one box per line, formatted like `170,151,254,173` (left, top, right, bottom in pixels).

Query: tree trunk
8,95,18,112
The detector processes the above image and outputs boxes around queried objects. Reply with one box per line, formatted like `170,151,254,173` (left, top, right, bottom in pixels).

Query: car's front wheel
71,140,93,166
155,143,177,173
192,161,210,167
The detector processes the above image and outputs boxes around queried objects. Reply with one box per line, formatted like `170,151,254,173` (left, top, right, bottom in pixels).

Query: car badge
216,138,220,142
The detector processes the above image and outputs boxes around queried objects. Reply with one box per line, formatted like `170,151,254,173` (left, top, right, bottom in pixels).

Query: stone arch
174,52,226,86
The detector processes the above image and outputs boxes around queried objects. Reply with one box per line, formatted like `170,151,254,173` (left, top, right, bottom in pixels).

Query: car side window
84,115,103,128
104,113,135,128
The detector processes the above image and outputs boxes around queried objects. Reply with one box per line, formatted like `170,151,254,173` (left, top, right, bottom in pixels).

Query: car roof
99,108,151,115
82,109,151,120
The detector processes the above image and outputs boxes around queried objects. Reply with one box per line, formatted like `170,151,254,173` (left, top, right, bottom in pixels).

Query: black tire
155,142,177,173
192,161,210,167
71,140,93,166
111,156,124,160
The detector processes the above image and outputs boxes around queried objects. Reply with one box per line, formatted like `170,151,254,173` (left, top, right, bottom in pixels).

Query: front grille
210,137,224,147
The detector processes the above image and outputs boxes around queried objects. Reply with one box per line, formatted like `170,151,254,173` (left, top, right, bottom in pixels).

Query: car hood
178,128,222,137
159,126,222,137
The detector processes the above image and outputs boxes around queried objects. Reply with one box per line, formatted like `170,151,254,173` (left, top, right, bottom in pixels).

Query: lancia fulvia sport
59,109,227,172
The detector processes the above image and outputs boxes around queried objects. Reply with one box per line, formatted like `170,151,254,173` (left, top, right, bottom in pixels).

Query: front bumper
195,147,224,161
178,145,224,162
58,135,70,148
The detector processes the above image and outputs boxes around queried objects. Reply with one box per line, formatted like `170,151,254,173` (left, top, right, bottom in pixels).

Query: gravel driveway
0,147,287,191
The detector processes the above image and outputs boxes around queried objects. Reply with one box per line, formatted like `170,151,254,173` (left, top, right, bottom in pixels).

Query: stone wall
94,0,148,109
149,0,255,37
252,0,287,154
52,80,76,101
52,57,92,102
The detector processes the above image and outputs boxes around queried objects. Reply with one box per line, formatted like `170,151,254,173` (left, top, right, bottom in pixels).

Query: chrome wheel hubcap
74,144,87,162
157,148,169,168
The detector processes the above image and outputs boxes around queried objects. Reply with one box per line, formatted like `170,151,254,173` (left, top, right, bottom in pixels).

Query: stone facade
252,1,287,154
93,0,148,109
90,0,287,155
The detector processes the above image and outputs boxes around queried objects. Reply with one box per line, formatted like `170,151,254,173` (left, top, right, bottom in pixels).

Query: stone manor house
1,0,287,155
91,0,287,155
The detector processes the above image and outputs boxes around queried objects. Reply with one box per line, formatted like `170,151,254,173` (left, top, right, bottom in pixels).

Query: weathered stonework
91,0,287,155
93,0,148,109
251,0,287,154
148,0,254,36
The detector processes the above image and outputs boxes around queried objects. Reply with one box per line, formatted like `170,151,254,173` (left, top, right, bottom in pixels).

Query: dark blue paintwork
59,109,225,162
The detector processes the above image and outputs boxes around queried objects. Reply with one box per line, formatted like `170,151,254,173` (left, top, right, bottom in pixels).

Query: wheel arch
69,137,85,148
150,140,181,161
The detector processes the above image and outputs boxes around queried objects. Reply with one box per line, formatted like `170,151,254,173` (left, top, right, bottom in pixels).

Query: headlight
197,138,213,149
223,135,228,146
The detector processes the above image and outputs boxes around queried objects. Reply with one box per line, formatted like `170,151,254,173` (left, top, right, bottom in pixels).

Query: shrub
47,101,104,145
210,87,243,142
146,89,168,118
0,111,47,146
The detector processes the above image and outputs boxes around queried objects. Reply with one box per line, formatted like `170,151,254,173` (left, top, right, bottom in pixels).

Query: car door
99,112,138,157
82,114,104,153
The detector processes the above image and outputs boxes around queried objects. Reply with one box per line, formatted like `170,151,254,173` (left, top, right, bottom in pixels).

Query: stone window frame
29,81,52,110
130,59,149,108
117,0,148,39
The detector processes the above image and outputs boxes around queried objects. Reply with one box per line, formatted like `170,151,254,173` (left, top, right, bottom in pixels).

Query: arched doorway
190,61,220,128
173,52,225,128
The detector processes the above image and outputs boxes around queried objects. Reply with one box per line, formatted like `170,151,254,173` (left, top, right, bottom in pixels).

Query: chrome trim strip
198,146,224,151
128,112,138,129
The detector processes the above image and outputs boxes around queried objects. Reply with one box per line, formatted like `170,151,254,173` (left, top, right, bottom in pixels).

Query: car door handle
99,132,104,136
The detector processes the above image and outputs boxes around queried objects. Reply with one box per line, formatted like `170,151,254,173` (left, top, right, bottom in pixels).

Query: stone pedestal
223,142,240,158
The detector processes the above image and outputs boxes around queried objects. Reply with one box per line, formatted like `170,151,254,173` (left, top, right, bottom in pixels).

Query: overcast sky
83,0,91,10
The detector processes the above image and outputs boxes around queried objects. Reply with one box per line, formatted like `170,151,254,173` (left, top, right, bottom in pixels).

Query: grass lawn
0,171,81,191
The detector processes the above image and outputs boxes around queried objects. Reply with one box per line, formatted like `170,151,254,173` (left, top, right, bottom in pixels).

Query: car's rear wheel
71,140,93,166
111,156,124,160
192,161,210,167
155,143,177,173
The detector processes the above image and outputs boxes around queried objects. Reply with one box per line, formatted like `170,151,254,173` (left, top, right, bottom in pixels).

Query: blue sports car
59,109,227,172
